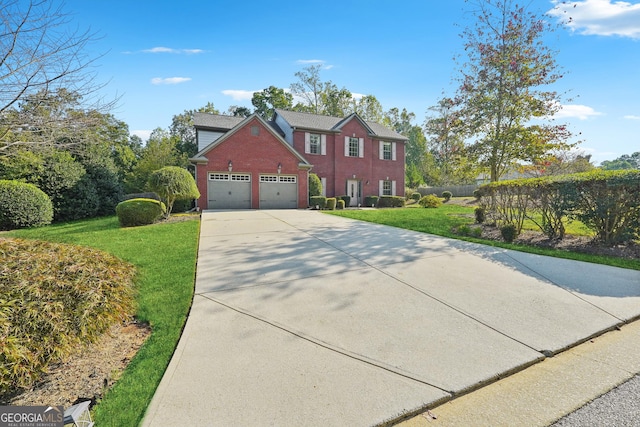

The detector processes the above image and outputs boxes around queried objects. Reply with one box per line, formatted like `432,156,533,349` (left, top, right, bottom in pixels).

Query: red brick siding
292,118,405,200
195,117,309,209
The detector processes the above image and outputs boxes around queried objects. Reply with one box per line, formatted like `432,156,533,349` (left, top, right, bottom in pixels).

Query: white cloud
554,104,604,120
296,59,325,64
132,130,152,142
141,47,205,54
548,0,640,38
624,114,640,120
295,59,334,70
221,89,256,101
151,77,191,85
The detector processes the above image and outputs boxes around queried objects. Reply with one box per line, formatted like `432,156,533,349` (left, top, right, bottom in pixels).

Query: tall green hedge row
477,170,640,245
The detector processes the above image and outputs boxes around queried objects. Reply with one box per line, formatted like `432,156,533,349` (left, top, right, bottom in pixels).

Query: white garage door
207,173,251,209
259,175,298,209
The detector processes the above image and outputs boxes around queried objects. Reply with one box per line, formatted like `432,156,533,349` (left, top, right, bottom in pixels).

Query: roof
274,109,408,141
191,113,312,168
193,112,245,130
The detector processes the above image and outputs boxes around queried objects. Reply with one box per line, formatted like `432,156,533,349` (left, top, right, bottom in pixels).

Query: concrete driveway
142,210,640,426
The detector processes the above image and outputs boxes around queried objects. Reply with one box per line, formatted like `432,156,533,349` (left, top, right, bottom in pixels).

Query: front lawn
327,204,640,271
6,215,200,426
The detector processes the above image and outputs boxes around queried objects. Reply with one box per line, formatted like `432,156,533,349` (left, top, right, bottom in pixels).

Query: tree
425,97,475,184
353,95,385,122
125,128,188,193
148,166,200,218
601,152,640,170
227,105,253,117
290,65,324,114
169,102,219,158
0,1,113,155
320,83,353,117
456,0,574,182
251,86,293,118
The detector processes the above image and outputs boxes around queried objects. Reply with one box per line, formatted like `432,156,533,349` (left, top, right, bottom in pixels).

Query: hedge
0,180,53,230
477,170,640,245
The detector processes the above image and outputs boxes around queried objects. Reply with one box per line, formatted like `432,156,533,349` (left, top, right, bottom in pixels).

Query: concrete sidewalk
142,210,640,426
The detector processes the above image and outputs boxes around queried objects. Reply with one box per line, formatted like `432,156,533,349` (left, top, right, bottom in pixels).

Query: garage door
207,173,251,209
259,175,297,209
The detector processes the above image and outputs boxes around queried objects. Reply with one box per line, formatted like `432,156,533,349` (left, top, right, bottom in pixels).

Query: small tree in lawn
148,166,199,218
456,0,575,182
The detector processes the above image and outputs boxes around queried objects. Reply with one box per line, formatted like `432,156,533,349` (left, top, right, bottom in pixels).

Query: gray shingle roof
274,109,408,141
193,112,245,130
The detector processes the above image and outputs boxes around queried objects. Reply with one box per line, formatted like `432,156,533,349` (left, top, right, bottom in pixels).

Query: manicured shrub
0,180,53,230
475,207,486,224
116,198,166,227
325,197,337,210
419,194,442,208
411,192,421,201
148,166,200,218
338,195,351,206
364,195,379,207
122,192,161,202
336,199,345,210
308,173,322,200
310,196,326,209
0,238,136,395
377,196,405,208
500,223,518,243
442,191,452,202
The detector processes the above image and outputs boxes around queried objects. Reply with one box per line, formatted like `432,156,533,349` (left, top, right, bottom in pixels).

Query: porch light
228,160,233,172
352,174,356,179
277,163,282,174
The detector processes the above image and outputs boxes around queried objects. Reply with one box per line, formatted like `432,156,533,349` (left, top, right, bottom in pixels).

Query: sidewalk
142,210,640,426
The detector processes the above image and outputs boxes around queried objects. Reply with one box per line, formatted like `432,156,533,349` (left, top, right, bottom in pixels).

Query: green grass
326,204,640,271
6,215,200,426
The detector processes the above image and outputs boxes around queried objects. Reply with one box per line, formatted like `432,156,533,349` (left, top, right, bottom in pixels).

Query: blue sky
63,0,639,164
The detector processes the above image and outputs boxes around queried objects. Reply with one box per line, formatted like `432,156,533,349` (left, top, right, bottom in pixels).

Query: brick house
190,110,407,210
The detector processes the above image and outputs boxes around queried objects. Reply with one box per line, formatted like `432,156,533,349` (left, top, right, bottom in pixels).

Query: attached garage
259,175,298,209
207,173,251,209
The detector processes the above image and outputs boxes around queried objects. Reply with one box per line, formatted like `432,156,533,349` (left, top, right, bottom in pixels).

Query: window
382,180,392,196
379,180,396,196
305,132,326,155
251,126,260,136
209,173,229,181
379,141,396,160
309,134,320,154
344,136,364,158
260,175,297,183
349,137,359,157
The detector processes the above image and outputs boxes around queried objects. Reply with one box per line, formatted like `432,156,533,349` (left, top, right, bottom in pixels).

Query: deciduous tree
456,0,574,182
251,86,293,118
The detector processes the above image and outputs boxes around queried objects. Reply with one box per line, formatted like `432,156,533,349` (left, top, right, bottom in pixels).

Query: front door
347,179,360,207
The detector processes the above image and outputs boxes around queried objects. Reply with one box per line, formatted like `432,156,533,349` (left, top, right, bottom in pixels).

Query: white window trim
345,136,364,158
379,141,397,161
306,132,326,155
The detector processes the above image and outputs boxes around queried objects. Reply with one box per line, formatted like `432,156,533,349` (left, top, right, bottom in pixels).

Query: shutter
392,142,397,161
305,132,310,153
344,136,350,156
321,134,326,155
321,177,327,197
358,138,364,158
379,141,384,159
392,180,397,196
379,180,384,196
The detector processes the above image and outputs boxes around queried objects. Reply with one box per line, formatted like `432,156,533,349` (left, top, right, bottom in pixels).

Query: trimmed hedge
478,170,640,245
419,194,442,208
0,180,53,230
364,196,379,207
337,195,351,206
377,196,405,208
310,196,327,209
336,199,345,210
116,198,166,227
326,197,337,210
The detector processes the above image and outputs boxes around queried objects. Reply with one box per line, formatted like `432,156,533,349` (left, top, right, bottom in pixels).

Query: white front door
347,180,360,207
